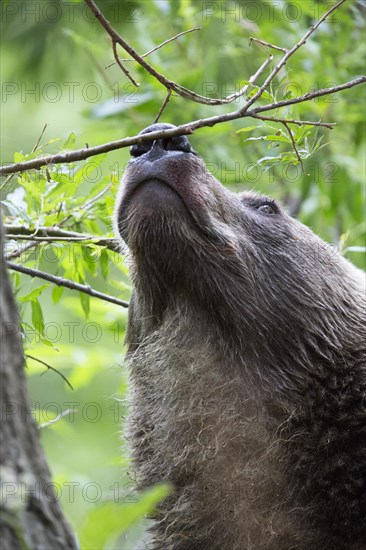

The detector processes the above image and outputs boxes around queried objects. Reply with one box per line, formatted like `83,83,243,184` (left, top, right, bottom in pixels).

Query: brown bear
115,123,366,550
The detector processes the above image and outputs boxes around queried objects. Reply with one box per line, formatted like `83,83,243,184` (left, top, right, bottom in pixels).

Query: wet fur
115,132,366,549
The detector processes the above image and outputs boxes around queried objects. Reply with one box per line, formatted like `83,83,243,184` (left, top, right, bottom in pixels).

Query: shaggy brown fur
115,123,366,550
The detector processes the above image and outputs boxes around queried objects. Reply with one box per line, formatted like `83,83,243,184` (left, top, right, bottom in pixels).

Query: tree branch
225,56,273,101
31,123,48,153
5,241,38,260
155,90,172,123
249,37,288,53
84,0,270,106
1,74,364,176
4,225,120,253
6,261,129,308
282,121,306,174
240,0,348,113
25,354,74,391
248,114,335,129
251,76,366,114
0,0,364,177
85,0,352,119
116,28,201,64
111,40,139,87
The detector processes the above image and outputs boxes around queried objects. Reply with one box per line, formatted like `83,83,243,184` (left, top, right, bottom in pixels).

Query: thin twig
0,74,364,176
59,183,112,226
251,77,365,114
112,40,139,87
0,0,349,176
6,234,118,245
39,409,75,429
86,0,349,111
5,241,38,260
84,0,266,106
84,183,112,210
6,261,129,308
226,56,273,101
25,354,74,390
32,123,48,153
282,121,306,174
249,37,288,53
0,0,358,176
110,28,201,64
0,173,15,190
4,225,121,253
85,0,178,95
240,0,348,113
155,90,172,122
250,114,335,129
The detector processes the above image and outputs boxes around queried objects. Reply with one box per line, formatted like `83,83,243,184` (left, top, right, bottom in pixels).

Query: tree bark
0,216,78,549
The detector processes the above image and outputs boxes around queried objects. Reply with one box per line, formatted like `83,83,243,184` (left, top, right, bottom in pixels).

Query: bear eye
257,203,277,215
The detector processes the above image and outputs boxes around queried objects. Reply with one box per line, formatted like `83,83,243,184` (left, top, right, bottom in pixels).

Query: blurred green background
1,0,365,548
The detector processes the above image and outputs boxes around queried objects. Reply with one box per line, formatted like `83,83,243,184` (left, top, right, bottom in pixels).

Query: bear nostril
130,142,152,158
166,135,193,153
130,123,194,157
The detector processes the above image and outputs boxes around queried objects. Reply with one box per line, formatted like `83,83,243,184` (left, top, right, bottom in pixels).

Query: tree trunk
0,217,78,549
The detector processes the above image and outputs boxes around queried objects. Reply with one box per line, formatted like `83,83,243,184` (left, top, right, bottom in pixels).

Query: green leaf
62,132,76,150
79,484,171,550
312,135,327,153
246,88,274,102
1,201,33,225
39,336,56,348
236,125,260,134
82,245,98,274
100,249,109,279
280,153,298,163
40,138,62,148
293,125,312,144
79,292,90,317
243,136,266,143
260,90,275,101
52,285,64,304
72,254,85,281
10,271,21,291
19,284,49,303
252,156,281,167
264,135,291,143
45,173,75,199
14,151,25,162
31,299,44,335
18,176,41,198
74,154,107,185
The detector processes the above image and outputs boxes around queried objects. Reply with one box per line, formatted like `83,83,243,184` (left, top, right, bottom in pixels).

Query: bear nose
130,123,194,158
